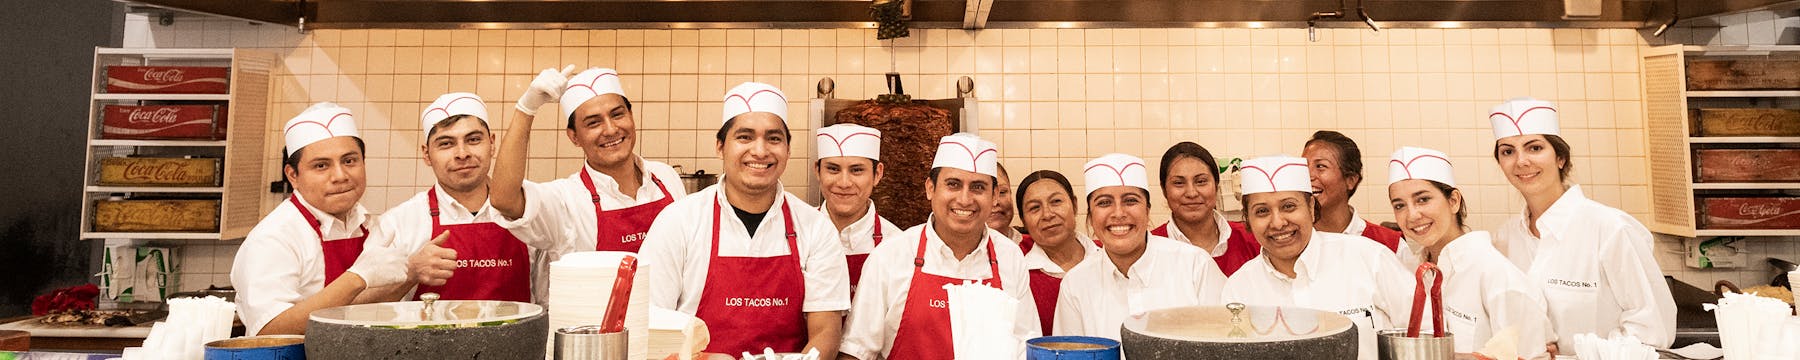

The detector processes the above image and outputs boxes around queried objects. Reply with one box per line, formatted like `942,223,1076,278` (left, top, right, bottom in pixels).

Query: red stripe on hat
1389,154,1451,180
1240,163,1306,192
725,89,789,114
285,111,355,137
817,131,881,156
1084,161,1146,186
1488,106,1556,136
423,95,484,121
564,71,621,100
938,140,997,168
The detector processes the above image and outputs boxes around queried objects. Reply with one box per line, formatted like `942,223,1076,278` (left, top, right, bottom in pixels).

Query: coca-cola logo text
125,108,184,125
140,69,185,83
1736,203,1787,218
121,161,207,183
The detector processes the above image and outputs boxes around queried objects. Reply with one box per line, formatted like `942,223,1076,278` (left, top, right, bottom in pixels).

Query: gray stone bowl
305,300,547,360
1120,304,1358,360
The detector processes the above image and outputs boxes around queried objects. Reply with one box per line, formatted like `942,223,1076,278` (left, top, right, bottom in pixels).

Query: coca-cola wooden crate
1692,108,1800,137
1694,149,1800,182
99,104,227,140
97,157,220,187
1687,59,1800,90
103,66,230,94
1699,197,1800,230
92,199,219,232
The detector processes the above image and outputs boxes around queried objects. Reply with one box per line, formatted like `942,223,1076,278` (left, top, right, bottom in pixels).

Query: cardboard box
98,157,221,187
1699,197,1800,230
1695,149,1800,182
103,65,230,94
133,247,176,302
92,199,219,232
99,104,227,140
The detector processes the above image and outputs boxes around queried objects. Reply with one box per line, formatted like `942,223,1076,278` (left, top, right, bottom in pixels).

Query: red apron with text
692,200,808,354
584,171,675,252
411,188,532,302
888,231,1002,360
290,196,367,285
844,211,883,291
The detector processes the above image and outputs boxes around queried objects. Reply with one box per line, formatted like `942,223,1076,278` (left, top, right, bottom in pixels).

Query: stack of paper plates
548,251,649,360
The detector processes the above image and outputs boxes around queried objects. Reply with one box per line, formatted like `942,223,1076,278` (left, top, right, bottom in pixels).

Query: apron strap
871,211,883,246
911,229,1003,289
289,196,324,239
426,187,443,229
710,197,800,259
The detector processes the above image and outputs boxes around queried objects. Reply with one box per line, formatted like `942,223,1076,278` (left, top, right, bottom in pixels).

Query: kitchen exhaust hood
122,0,1798,30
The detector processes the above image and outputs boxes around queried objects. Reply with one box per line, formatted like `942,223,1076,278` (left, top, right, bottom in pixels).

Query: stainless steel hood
122,0,1799,30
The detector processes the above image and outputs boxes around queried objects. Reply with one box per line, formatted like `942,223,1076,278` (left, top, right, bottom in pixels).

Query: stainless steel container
1375,330,1455,360
554,326,628,360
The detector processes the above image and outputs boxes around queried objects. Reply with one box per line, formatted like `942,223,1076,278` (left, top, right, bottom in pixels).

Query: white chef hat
721,82,788,124
1488,97,1560,140
1083,153,1149,196
560,67,625,124
284,102,360,157
816,123,882,161
931,133,998,177
421,92,489,139
1238,155,1310,195
1388,146,1456,187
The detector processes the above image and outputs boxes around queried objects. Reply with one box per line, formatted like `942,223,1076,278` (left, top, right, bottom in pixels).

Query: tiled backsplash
118,12,1800,293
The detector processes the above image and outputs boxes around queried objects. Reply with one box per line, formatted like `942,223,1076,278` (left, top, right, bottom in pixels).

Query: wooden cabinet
78,48,274,240
1641,45,1800,237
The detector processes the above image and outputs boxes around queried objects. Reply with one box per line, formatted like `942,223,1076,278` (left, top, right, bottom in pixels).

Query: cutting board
0,317,152,338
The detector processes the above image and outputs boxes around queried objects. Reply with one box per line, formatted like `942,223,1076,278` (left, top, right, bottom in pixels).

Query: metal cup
1376,329,1455,360
554,325,628,360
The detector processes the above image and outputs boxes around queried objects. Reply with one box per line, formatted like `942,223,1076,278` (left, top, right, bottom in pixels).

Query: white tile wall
119,12,1800,292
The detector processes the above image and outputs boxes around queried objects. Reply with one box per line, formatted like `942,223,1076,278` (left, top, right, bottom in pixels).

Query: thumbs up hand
407,231,459,286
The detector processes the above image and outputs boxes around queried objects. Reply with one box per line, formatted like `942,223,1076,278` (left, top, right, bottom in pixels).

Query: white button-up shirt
823,200,903,259
230,194,374,335
639,184,850,315
1494,185,1677,352
1222,231,1415,360
1402,231,1557,357
1052,235,1227,339
1162,210,1236,256
1020,233,1100,278
839,219,1042,360
502,158,688,303
375,184,563,301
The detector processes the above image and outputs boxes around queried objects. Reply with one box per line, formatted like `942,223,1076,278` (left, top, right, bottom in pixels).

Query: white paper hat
1084,153,1150,196
1388,146,1456,187
816,123,882,161
284,102,360,157
1238,155,1310,195
421,92,489,139
721,82,788,124
931,133,998,176
1488,97,1560,139
560,67,625,123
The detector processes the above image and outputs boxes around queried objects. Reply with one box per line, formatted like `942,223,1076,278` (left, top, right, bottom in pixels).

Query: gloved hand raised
515,64,577,116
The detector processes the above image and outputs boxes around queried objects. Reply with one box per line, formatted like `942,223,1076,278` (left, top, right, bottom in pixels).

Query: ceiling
122,0,1799,30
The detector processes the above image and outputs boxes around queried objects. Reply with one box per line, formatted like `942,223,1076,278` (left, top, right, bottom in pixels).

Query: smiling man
640,82,849,356
813,123,902,295
839,133,1040,360
231,103,411,335
1221,155,1415,360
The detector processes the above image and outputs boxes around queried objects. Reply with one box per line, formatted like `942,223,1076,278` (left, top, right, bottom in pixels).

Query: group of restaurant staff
229,64,1678,359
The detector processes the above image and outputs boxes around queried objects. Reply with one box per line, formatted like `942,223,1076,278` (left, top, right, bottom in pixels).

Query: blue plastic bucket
204,335,305,360
1027,336,1122,360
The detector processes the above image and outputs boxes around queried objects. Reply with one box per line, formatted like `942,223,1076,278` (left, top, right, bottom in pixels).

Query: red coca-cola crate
1699,197,1800,230
103,66,230,94
100,104,227,140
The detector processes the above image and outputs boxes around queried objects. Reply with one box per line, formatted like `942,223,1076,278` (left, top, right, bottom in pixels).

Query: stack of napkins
118,296,235,360
1707,290,1797,360
1569,333,1655,360
548,251,648,360
944,281,1020,360
649,306,710,360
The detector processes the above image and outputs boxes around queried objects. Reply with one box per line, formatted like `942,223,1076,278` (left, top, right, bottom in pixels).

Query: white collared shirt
230,194,374,335
839,219,1042,360
1163,210,1236,256
1494,185,1677,352
1052,235,1227,339
1222,231,1415,360
821,200,902,257
1400,231,1557,358
1020,233,1100,278
374,183,565,301
502,158,687,303
639,184,850,315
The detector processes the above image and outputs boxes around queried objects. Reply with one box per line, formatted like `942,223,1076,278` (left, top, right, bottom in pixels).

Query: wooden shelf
95,47,233,58
93,93,230,101
1687,90,1800,98
79,231,224,240
1689,137,1800,144
1695,229,1800,237
86,186,224,194
90,139,227,147
1680,45,1800,56
1690,182,1800,190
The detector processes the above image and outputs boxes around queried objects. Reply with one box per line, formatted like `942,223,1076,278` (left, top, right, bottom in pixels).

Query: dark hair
1159,141,1221,187
1304,130,1365,197
426,114,491,140
714,116,794,144
996,163,1009,179
1425,180,1469,229
1491,134,1575,181
565,95,634,130
1015,170,1077,223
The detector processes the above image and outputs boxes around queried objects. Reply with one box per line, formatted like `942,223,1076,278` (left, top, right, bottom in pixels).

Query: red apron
692,199,808,354
1152,222,1262,276
888,231,1002,360
844,211,883,291
1359,220,1405,252
411,188,532,302
583,170,675,253
1015,237,1062,336
290,196,367,285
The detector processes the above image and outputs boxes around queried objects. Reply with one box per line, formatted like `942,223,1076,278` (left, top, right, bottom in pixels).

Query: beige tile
1553,45,1584,72
1030,47,1059,74
1003,46,1031,73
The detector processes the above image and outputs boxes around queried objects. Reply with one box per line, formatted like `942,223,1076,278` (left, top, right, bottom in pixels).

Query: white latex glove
515,64,577,116
347,242,411,289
